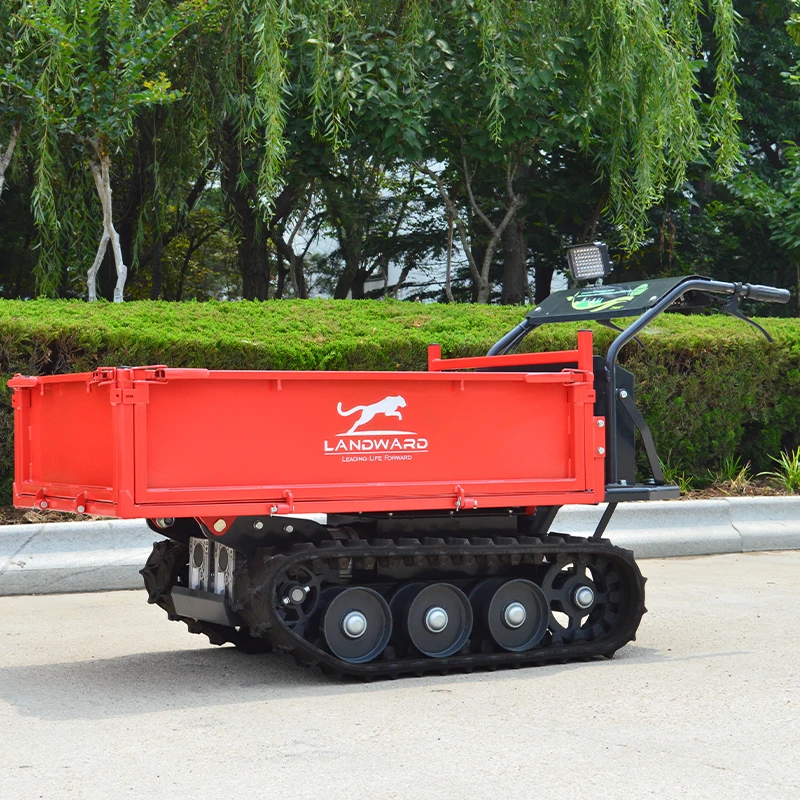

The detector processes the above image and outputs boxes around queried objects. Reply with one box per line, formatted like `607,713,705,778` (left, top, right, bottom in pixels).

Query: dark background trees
1,0,798,308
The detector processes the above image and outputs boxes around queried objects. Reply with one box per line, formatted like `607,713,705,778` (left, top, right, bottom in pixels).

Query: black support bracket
616,389,665,485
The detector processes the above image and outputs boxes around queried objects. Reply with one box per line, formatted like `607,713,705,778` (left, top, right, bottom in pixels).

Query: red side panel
9,334,605,518
12,376,117,511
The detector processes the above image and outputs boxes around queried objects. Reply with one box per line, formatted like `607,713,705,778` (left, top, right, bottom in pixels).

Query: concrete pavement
0,551,797,799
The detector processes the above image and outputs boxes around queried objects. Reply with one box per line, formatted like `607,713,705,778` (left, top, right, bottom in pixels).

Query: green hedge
2,298,800,505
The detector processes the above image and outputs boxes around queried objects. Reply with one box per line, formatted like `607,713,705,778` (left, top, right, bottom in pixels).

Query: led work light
565,242,612,281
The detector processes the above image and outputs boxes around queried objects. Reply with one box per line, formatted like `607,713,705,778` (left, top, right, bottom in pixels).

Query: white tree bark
445,212,455,303
0,120,22,198
88,151,127,302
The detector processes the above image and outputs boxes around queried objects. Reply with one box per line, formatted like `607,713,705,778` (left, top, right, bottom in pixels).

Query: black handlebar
604,277,788,485
743,283,791,304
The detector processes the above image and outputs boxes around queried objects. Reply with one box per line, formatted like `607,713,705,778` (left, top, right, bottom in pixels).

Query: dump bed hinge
110,385,150,405
454,485,479,511
91,367,117,386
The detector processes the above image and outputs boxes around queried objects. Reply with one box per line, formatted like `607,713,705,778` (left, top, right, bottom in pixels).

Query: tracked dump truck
8,244,790,677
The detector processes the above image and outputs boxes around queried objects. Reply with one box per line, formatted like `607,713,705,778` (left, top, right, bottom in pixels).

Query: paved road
1,552,798,800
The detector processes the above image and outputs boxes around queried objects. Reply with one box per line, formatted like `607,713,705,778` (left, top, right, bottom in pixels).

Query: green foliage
3,300,800,504
758,446,800,491
1,0,217,294
764,445,800,488
706,454,753,493
658,456,695,493
730,144,800,265
0,0,754,300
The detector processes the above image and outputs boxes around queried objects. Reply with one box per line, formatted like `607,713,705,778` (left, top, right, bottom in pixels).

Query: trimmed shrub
2,299,799,505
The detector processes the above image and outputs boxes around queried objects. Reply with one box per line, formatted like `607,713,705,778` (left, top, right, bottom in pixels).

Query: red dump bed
9,332,605,519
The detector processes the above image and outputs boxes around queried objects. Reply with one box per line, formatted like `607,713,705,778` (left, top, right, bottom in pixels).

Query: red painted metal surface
9,333,605,518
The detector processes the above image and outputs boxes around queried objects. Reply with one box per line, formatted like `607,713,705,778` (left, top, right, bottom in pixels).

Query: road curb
1,497,799,595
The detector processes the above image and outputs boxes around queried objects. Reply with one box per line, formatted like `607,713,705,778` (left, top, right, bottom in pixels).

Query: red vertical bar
11,389,31,486
114,371,135,515
427,344,442,371
577,329,593,373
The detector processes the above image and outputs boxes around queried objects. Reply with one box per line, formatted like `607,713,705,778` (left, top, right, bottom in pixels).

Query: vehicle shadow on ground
0,640,740,721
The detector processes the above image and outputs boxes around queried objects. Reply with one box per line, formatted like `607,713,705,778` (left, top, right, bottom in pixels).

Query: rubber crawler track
141,533,646,678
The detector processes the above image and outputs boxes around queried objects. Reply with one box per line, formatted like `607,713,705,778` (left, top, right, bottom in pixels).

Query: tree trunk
534,262,554,304
0,120,22,198
150,232,164,300
501,217,528,304
238,236,270,300
221,128,271,300
294,255,308,299
350,269,368,299
444,214,455,303
87,151,127,302
470,241,488,302
272,233,309,299
275,248,287,299
333,246,363,299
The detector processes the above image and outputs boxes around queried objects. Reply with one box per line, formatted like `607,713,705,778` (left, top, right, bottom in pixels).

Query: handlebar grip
744,284,791,304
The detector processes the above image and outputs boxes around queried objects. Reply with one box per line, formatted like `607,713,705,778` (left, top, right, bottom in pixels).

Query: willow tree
239,0,740,299
10,0,214,301
0,1,32,199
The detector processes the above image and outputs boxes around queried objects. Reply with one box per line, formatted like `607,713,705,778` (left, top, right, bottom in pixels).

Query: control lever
721,295,774,342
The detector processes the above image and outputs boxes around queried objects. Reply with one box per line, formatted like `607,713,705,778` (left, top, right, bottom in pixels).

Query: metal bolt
76,505,85,514
424,607,449,633
253,520,264,530
213,519,226,533
619,389,628,399
283,524,294,534
574,586,595,609
596,419,605,428
289,586,307,604
40,501,48,509
503,602,527,629
341,611,368,639
281,597,291,606
597,447,605,455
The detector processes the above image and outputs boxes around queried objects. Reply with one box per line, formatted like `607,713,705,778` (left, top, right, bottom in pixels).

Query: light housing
565,242,612,281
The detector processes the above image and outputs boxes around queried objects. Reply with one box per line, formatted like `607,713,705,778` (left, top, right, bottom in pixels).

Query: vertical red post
577,329,593,374
427,344,442,371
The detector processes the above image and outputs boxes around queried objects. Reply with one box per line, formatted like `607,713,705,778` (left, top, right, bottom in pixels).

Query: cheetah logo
337,396,408,435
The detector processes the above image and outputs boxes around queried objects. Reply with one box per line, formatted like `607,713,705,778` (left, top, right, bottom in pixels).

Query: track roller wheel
397,583,473,658
542,554,620,644
470,578,548,652
321,587,392,664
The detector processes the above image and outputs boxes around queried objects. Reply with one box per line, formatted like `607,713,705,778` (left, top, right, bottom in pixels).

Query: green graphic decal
568,283,649,313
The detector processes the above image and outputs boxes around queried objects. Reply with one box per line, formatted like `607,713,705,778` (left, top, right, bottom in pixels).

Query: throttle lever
722,294,774,342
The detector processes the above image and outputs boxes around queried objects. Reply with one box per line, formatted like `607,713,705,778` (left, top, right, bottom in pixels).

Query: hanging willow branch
5,0,742,294
240,0,741,246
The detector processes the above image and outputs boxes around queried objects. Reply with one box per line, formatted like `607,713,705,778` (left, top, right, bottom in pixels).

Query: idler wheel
541,554,620,645
470,578,549,652
400,583,473,658
322,587,392,664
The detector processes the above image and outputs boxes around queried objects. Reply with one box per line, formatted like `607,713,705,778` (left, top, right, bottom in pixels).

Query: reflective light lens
566,242,612,281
